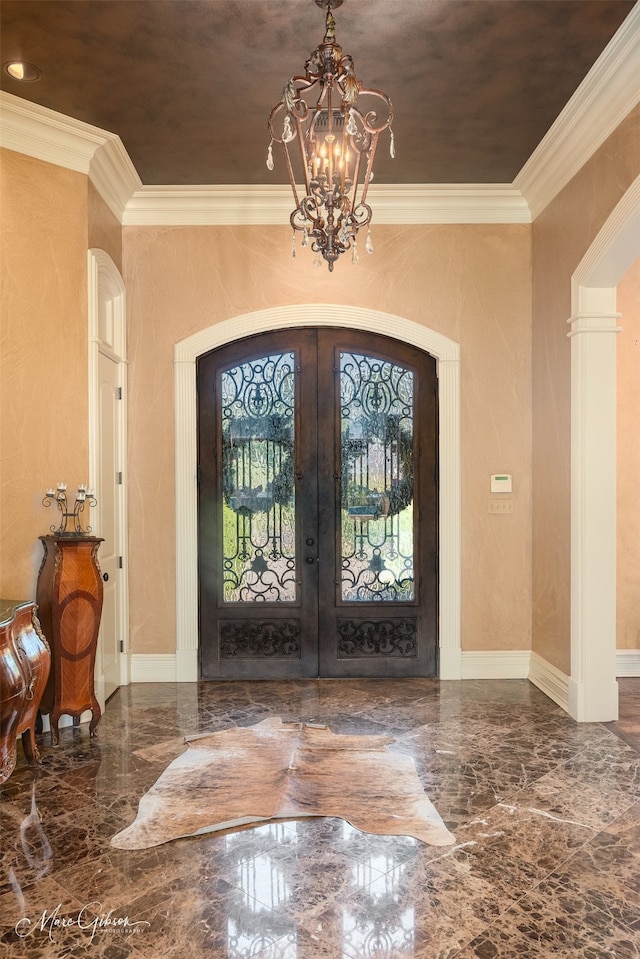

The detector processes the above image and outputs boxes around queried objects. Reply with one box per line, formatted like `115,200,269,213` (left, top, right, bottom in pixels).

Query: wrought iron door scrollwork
221,353,297,604
340,351,416,603
337,618,418,658
219,620,302,659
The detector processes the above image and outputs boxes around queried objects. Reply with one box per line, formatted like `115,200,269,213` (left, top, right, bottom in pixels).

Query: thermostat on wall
491,474,512,493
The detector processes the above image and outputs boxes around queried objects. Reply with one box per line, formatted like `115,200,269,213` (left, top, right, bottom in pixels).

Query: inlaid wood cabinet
0,599,51,782
36,536,103,745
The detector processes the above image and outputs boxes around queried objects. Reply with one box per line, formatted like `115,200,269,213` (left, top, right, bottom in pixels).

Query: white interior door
97,349,122,701
88,249,128,711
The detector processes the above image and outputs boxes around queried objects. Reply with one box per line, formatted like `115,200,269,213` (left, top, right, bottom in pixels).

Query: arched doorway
569,175,640,721
174,306,461,682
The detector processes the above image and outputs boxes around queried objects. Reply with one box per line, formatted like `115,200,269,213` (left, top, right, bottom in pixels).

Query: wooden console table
0,599,51,782
36,535,103,745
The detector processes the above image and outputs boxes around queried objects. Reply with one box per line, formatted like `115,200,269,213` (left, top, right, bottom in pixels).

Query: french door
197,328,438,679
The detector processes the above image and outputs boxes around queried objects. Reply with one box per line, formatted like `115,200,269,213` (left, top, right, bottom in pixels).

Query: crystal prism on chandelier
267,0,394,271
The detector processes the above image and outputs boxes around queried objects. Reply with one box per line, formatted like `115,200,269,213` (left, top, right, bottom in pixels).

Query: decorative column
567,294,621,722
174,353,200,682
437,355,462,680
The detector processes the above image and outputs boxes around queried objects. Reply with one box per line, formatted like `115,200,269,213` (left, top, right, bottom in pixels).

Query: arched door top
175,305,459,363
173,306,461,683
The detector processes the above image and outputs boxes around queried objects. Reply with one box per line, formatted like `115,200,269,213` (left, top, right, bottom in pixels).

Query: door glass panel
221,353,296,603
340,352,415,602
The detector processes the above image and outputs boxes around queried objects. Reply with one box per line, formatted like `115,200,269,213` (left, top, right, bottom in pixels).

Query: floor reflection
223,820,419,958
2,781,51,904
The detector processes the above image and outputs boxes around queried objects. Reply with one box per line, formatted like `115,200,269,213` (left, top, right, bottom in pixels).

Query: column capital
567,312,622,337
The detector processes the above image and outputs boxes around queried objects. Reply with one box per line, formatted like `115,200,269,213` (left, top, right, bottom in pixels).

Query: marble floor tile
462,874,640,958
1,677,638,958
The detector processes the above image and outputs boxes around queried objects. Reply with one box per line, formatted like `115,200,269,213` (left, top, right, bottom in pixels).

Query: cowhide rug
111,717,455,849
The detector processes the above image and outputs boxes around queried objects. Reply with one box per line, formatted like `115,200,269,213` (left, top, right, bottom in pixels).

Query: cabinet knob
102,572,109,582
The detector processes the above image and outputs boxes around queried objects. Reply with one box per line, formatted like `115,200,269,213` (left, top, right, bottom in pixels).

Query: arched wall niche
173,305,461,682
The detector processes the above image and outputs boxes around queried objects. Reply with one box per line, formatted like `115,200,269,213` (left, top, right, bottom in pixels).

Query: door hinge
117,471,123,485
117,386,123,400
118,556,123,569
119,640,124,653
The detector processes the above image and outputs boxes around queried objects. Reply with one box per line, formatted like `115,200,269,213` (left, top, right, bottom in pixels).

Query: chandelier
267,0,394,271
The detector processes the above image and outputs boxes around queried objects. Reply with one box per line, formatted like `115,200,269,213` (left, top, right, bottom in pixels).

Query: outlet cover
488,499,513,514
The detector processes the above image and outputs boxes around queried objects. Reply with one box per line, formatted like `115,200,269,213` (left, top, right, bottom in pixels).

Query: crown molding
89,136,142,220
122,183,530,226
1,91,102,174
515,2,640,219
0,91,140,219
0,90,527,224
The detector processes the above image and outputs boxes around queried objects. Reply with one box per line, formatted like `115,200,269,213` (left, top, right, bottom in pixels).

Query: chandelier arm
267,77,314,143
293,114,312,197
356,88,394,133
359,133,380,207
351,202,372,229
291,196,319,233
282,143,301,209
267,102,286,143
348,148,363,215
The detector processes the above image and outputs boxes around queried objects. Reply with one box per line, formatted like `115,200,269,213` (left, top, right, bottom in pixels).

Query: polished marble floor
0,677,638,958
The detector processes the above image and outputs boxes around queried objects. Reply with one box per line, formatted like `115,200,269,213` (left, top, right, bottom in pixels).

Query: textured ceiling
0,0,636,186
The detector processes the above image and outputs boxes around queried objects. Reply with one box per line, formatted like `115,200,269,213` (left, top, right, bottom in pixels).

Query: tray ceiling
0,0,636,186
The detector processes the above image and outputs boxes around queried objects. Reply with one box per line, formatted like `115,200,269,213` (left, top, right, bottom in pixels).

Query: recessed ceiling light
4,61,41,82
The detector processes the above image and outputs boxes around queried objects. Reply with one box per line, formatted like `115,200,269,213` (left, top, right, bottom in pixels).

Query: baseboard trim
460,649,530,679
129,654,177,683
106,648,639,691
528,652,570,713
616,649,640,677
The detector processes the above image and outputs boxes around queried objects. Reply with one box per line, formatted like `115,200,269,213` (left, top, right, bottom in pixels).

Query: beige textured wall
0,149,89,598
124,222,532,656
532,104,640,674
617,256,640,650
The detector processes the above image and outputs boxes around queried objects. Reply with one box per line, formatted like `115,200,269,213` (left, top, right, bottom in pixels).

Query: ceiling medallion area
267,0,394,271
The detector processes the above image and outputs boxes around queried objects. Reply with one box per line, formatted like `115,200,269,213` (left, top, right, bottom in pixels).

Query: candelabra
42,483,97,536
